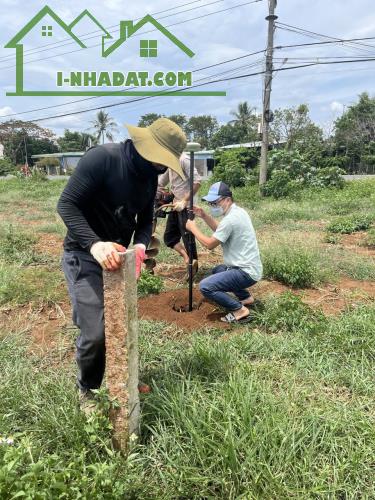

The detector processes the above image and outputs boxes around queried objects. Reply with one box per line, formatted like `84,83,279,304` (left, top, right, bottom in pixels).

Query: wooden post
103,249,140,451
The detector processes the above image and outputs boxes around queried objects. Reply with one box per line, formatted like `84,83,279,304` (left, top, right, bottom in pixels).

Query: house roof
31,152,85,158
5,5,86,48
68,9,112,39
103,14,194,58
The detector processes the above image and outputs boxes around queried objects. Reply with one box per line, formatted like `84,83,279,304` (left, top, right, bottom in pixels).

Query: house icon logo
5,5,226,97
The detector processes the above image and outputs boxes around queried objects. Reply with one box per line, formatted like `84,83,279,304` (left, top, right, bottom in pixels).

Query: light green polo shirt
213,203,262,281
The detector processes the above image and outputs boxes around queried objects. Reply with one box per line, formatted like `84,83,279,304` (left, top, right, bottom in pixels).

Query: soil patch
139,277,374,331
139,288,231,331
35,232,64,257
339,232,375,256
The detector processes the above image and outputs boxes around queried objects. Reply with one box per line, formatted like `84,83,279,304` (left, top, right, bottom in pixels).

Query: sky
0,0,374,142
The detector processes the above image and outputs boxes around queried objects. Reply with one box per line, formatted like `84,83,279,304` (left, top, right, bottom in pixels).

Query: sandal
221,312,252,324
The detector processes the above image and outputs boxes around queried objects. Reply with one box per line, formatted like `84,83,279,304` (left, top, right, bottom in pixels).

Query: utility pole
259,0,277,188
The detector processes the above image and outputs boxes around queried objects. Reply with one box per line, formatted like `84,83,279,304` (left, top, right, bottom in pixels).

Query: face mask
210,206,224,217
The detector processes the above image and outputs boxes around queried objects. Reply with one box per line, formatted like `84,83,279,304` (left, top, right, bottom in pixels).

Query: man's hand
186,219,197,233
134,244,146,279
90,242,126,271
173,199,187,212
192,205,206,218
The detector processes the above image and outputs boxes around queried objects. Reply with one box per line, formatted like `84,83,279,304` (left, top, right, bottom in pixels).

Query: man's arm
185,220,221,250
57,147,108,251
133,196,154,248
158,169,169,189
200,209,218,232
182,182,201,202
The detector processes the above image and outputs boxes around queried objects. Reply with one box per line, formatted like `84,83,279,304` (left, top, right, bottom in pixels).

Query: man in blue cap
186,181,262,323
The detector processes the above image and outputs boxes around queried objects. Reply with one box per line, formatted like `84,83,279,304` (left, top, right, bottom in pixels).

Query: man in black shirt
57,118,187,406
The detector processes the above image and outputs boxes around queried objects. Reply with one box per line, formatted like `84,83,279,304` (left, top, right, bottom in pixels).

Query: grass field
0,177,374,499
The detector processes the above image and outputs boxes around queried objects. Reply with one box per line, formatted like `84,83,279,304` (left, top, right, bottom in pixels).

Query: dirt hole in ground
139,288,231,331
172,298,203,313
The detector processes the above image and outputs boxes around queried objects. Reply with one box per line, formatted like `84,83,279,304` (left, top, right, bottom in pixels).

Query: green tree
138,113,163,127
90,110,118,144
186,115,219,149
270,104,323,151
57,129,97,152
0,157,15,176
229,101,259,139
0,120,57,165
334,92,375,172
211,124,245,148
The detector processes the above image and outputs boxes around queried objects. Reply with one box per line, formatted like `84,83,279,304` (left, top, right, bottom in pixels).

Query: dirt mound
139,288,231,331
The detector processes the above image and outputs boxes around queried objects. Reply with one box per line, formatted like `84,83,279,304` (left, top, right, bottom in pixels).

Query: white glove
173,199,187,212
90,241,126,270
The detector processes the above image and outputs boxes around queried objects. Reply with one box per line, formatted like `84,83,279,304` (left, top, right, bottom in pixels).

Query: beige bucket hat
126,118,187,179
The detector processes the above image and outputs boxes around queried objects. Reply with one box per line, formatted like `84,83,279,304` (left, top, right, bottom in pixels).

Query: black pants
62,250,105,391
163,209,198,260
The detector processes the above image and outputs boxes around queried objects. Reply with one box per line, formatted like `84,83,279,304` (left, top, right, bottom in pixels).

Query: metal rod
188,150,194,312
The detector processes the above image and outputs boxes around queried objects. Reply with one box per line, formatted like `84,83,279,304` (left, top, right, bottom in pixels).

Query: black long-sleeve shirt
57,140,159,252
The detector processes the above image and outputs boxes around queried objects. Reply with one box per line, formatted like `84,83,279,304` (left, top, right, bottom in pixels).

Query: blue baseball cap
202,181,232,202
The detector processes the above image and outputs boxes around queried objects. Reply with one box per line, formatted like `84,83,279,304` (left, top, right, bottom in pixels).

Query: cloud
330,101,344,112
0,106,15,117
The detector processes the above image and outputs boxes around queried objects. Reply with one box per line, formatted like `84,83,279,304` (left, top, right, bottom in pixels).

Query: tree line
0,93,374,176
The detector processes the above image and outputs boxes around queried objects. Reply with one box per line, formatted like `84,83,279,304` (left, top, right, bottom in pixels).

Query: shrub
261,170,301,199
254,292,326,334
313,166,345,188
324,233,341,245
262,149,345,198
138,270,163,297
212,148,252,187
326,215,373,234
262,245,318,287
0,158,15,176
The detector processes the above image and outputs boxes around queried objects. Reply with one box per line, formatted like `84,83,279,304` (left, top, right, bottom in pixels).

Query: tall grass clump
262,244,322,287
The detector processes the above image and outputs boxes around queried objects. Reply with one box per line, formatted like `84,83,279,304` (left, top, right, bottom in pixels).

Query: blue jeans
199,264,257,312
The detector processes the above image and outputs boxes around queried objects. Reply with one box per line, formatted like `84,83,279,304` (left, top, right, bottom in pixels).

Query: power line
273,55,375,60
0,49,266,118
7,64,270,124
0,0,264,71
0,0,221,62
274,35,375,51
3,56,374,126
276,21,375,52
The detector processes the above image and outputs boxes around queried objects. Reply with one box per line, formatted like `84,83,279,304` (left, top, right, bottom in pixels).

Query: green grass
38,222,66,236
261,242,328,287
326,214,373,234
361,227,375,247
1,304,374,498
0,224,51,266
0,264,66,306
0,178,375,498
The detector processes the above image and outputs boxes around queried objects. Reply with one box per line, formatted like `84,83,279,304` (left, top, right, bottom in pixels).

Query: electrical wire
14,56,375,124
0,49,266,118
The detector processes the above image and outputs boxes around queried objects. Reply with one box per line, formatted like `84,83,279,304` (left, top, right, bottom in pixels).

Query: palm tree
229,101,257,131
90,110,118,144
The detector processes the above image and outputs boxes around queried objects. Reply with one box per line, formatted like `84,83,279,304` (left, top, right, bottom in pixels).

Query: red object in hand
134,245,146,279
